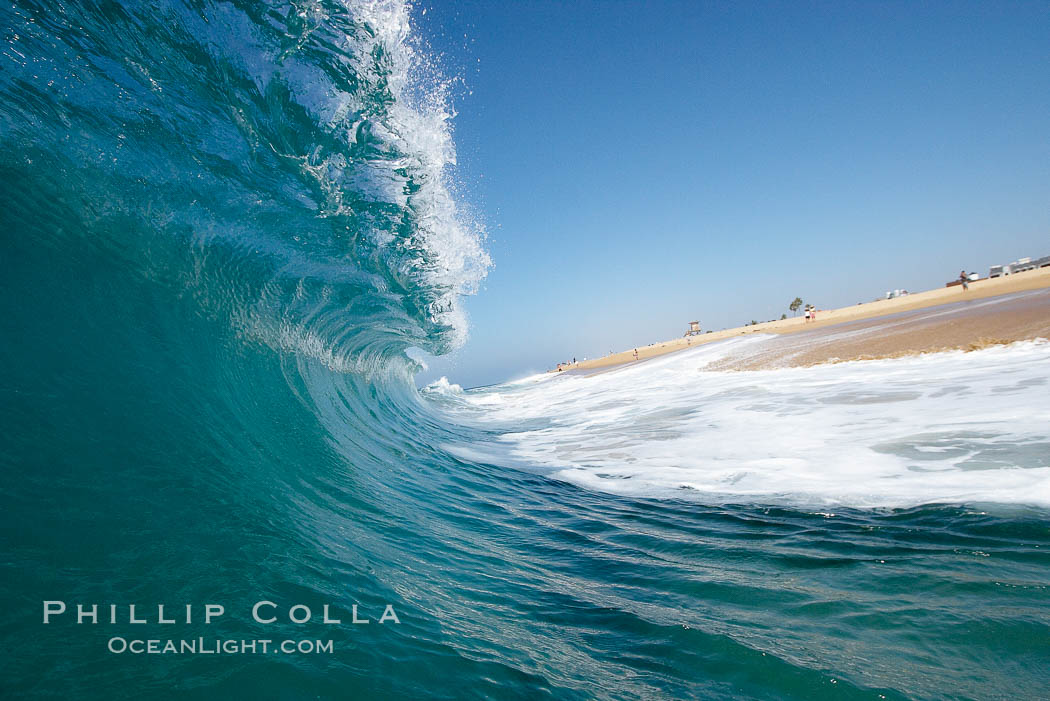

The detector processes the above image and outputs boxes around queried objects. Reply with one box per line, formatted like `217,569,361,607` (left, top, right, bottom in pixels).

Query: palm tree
789,297,803,316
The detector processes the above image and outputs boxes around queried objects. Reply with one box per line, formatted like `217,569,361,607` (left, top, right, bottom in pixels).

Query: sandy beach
556,266,1050,372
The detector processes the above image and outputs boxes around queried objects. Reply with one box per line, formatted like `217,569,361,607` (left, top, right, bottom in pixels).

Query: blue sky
413,0,1050,388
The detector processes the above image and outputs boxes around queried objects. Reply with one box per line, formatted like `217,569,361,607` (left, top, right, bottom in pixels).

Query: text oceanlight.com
107,638,334,655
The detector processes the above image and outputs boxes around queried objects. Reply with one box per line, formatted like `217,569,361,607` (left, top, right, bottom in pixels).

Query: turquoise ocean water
2,2,1049,698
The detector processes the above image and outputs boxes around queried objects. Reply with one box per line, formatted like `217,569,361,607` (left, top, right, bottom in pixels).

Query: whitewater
436,336,1050,508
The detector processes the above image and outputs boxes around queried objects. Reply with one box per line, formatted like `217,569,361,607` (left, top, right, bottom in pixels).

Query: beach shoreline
554,267,1050,373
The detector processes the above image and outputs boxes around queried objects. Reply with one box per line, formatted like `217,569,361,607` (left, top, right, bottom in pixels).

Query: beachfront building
990,254,1050,278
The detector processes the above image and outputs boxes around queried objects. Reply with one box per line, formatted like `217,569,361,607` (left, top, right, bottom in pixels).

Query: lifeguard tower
685,321,701,336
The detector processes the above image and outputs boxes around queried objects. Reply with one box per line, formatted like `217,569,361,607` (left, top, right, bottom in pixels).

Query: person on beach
804,307,811,322
811,306,817,321
633,348,639,360
960,271,969,290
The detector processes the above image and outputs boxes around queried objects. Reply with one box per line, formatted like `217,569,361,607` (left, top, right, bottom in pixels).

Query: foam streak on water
442,338,1050,508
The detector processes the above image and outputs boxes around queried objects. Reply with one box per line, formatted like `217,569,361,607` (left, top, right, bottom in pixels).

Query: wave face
1,0,488,371
1,2,1049,699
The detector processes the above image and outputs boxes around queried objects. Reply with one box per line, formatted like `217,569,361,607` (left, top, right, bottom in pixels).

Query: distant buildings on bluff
944,252,1050,289
989,255,1050,278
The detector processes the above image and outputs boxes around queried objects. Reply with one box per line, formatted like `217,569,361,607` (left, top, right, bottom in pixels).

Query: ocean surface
2,2,1049,699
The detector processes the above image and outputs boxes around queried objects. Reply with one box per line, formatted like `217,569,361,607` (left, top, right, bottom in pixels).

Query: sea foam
442,338,1050,508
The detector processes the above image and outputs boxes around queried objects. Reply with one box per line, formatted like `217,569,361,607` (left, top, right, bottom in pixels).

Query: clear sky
412,0,1050,388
